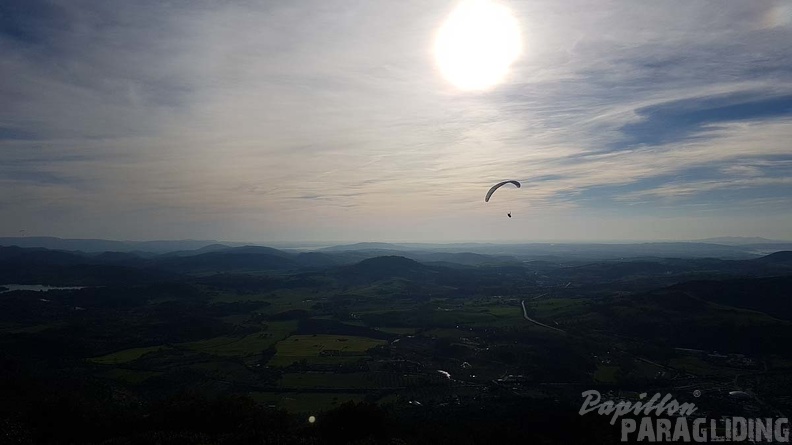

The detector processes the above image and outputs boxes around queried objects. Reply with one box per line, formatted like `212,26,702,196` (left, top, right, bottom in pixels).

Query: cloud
720,165,763,177
617,177,792,202
614,92,792,149
0,0,791,241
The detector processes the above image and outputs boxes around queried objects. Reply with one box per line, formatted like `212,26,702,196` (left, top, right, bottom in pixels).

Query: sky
1,0,791,243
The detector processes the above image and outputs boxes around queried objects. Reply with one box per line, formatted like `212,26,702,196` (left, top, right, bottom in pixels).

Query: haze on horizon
2,0,791,243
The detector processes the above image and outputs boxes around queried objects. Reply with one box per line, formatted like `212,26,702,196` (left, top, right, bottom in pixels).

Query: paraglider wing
485,180,521,202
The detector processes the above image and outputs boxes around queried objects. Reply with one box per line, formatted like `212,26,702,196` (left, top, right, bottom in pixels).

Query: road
520,299,566,333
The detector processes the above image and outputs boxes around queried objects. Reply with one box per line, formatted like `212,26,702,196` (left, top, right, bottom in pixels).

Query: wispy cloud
1,0,791,241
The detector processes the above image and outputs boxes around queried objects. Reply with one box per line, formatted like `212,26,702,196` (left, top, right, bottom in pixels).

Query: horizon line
2,235,791,246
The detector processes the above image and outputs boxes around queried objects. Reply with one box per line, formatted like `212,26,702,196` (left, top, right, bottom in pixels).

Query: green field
423,328,469,339
530,298,587,317
208,292,273,304
104,368,163,384
482,306,522,317
179,320,297,357
478,306,525,326
426,308,500,326
89,345,170,365
269,334,387,367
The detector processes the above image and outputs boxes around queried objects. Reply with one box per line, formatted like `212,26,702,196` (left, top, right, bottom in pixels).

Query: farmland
2,245,792,443
269,334,388,367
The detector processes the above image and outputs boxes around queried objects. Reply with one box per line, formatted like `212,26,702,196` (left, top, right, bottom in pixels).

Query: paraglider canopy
485,180,520,202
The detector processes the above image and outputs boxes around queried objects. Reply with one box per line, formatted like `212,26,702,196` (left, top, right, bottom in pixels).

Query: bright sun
434,0,522,91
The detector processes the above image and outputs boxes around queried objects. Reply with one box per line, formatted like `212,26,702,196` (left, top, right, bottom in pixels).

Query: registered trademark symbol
693,390,701,398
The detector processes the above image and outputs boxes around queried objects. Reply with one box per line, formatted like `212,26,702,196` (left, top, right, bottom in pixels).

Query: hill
590,276,792,354
153,246,298,273
667,275,792,321
337,256,436,282
754,250,792,264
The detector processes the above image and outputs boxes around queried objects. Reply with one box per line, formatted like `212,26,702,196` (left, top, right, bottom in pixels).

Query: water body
0,284,85,293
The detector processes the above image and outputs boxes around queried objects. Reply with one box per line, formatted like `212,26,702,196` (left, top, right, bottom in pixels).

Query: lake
0,284,86,293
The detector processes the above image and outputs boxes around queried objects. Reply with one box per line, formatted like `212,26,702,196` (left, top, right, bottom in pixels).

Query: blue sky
1,0,791,242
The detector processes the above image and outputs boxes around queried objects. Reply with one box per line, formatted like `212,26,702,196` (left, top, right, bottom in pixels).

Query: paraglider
484,180,520,202
485,180,520,217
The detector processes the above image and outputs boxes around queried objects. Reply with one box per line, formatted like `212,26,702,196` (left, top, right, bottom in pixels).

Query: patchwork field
269,334,388,367
179,320,297,357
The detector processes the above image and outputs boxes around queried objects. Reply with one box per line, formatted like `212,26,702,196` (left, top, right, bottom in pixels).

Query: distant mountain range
2,236,792,260
692,236,792,245
319,241,792,260
1,241,791,287
0,237,249,253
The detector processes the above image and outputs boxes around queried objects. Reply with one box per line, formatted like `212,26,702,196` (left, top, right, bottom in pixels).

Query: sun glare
434,0,522,91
